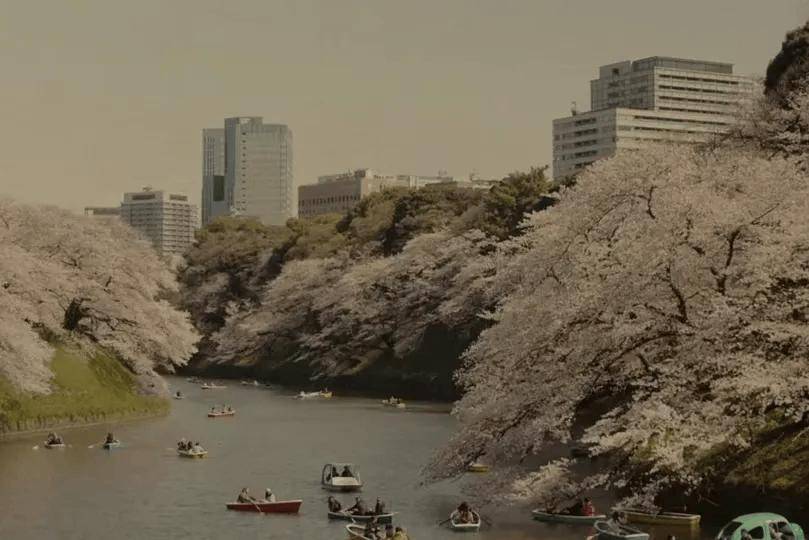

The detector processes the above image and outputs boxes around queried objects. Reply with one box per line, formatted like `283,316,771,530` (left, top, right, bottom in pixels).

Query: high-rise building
552,56,755,179
201,117,294,227
201,128,226,227
83,206,120,218
120,188,197,256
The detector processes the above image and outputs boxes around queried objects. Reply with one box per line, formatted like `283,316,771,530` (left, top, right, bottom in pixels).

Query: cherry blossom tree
0,200,198,394
428,144,809,507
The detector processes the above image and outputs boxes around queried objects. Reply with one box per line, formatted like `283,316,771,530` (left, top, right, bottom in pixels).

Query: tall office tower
552,57,755,179
224,117,293,226
120,188,197,256
201,128,226,226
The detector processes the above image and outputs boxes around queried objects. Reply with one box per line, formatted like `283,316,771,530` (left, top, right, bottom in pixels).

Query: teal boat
532,509,605,525
717,513,805,540
594,520,649,540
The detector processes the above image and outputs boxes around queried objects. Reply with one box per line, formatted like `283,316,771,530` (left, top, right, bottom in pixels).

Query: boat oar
251,498,263,514
437,517,452,526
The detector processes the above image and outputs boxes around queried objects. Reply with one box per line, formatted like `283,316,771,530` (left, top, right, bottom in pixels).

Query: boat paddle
437,517,452,526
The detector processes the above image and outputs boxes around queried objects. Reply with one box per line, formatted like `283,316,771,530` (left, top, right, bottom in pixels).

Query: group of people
561,497,597,517
210,405,234,414
455,502,478,524
236,487,276,504
362,521,409,539
328,496,386,516
45,432,64,445
325,465,355,480
177,439,204,453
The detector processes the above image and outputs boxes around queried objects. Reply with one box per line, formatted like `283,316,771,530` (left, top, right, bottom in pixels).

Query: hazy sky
1,0,807,212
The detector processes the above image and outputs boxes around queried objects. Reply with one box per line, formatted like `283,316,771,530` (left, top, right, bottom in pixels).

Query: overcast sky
1,0,807,212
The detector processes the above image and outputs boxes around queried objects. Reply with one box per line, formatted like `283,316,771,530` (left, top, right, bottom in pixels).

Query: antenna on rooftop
571,101,578,116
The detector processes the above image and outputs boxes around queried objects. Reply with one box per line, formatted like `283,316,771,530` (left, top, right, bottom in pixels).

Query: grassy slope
0,346,168,433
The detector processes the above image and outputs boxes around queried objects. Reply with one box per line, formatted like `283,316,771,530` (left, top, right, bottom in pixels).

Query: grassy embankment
0,346,168,434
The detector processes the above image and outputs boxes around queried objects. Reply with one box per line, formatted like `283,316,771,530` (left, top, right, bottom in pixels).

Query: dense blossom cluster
427,141,809,505
0,201,198,393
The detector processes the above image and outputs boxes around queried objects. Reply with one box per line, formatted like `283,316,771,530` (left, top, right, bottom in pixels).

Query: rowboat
102,441,121,450
466,462,489,473
328,511,396,524
225,499,302,513
346,524,376,539
207,410,235,418
322,463,362,492
594,520,650,540
44,442,66,449
381,398,406,409
177,448,208,458
617,508,700,526
297,390,332,399
200,383,226,390
532,509,606,524
450,510,481,531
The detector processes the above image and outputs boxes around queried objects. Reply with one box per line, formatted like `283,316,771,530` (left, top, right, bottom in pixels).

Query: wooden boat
346,524,375,540
177,448,208,458
328,510,396,524
102,441,121,449
617,508,700,526
44,441,66,449
225,499,302,513
594,520,650,540
381,398,406,409
207,410,235,418
321,463,362,492
450,510,481,531
297,390,332,399
200,383,226,390
466,462,489,473
532,509,606,524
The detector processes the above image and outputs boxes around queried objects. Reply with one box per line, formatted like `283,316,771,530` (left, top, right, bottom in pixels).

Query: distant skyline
1,0,807,212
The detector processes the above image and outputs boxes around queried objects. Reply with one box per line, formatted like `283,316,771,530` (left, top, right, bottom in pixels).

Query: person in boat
374,497,386,515
330,465,338,478
605,511,626,533
561,497,585,516
46,432,57,444
740,530,753,540
392,527,409,540
347,497,368,515
264,488,276,503
456,501,475,523
327,496,342,512
237,487,257,503
192,441,204,453
105,433,116,445
582,497,596,516
226,406,233,413
341,465,353,477
384,524,394,538
770,524,784,540
363,518,382,540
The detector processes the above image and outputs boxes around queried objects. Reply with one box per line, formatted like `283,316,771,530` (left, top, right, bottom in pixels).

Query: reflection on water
0,378,720,539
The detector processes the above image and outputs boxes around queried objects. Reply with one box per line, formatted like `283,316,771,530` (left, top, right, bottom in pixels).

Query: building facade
83,206,121,217
297,169,463,218
201,117,294,226
553,56,755,179
201,128,226,227
119,189,197,256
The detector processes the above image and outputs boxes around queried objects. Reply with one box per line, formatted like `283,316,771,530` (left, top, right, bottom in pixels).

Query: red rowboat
225,500,302,513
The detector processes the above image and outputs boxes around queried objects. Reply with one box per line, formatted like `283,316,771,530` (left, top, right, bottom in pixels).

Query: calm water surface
0,378,713,539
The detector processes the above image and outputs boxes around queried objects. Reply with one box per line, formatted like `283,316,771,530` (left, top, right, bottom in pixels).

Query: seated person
341,466,353,477
374,498,386,515
392,527,409,540
327,496,342,512
264,488,276,503
105,433,116,444
192,442,204,452
582,497,596,516
237,487,255,503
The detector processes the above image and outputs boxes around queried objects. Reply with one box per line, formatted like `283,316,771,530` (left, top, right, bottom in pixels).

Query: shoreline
0,407,169,441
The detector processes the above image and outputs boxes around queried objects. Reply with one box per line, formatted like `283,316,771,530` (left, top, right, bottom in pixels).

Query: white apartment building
553,56,755,179
120,188,197,256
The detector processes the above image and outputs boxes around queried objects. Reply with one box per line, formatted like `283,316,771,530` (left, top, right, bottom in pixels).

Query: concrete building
83,206,120,217
120,188,197,256
201,128,226,226
553,56,755,179
297,169,460,218
201,117,294,226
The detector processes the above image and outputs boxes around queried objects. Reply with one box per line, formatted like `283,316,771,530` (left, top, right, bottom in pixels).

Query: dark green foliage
477,166,555,240
766,20,809,105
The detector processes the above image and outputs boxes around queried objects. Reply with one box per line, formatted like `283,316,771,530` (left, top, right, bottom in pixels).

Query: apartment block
553,56,755,179
201,128,226,226
119,188,197,256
